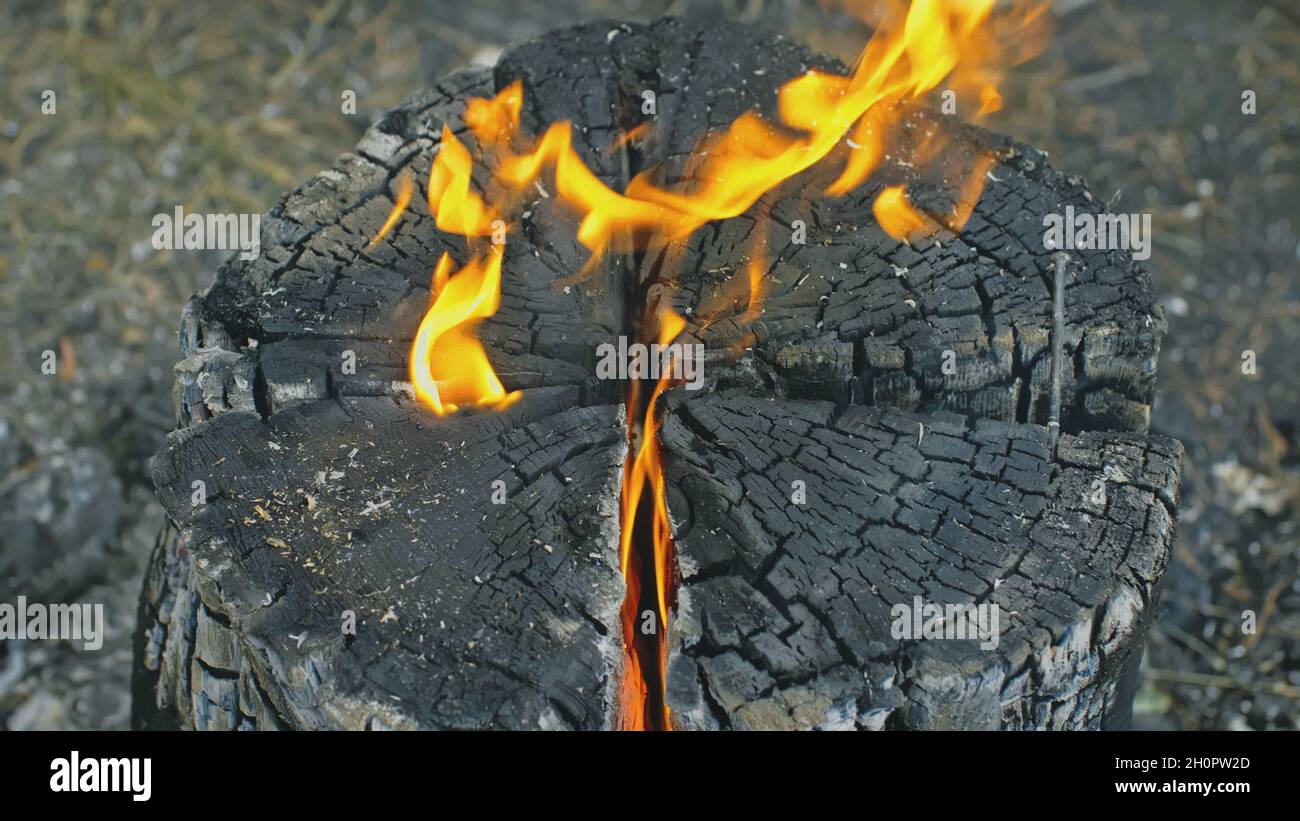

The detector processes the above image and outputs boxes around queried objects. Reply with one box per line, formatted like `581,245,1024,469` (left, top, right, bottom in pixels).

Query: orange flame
499,120,684,259
371,124,520,417
618,309,686,730
427,126,498,237
872,185,940,244
607,122,652,156
381,2,1052,424
465,80,523,149
410,249,521,416
746,250,765,316
367,172,414,248
465,1,1049,258
744,206,770,319
619,309,686,596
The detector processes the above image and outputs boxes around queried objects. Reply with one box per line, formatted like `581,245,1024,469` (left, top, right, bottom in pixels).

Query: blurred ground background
0,0,1295,730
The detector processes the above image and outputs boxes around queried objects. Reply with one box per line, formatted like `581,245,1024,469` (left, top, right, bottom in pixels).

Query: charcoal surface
137,18,1180,730
138,394,626,729
497,21,1167,432
660,391,1181,729
653,122,1167,432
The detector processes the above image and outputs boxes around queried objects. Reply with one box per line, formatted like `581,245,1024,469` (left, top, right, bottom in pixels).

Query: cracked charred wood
133,58,631,729
137,395,625,730
642,107,1166,434
134,18,1180,730
659,391,1181,729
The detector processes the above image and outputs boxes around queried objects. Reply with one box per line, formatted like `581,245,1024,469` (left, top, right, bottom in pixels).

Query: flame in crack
617,308,686,731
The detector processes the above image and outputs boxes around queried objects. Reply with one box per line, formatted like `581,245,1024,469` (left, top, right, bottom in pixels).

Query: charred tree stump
134,18,1181,730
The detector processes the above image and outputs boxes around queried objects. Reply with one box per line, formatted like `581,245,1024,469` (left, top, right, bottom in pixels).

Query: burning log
134,15,1180,731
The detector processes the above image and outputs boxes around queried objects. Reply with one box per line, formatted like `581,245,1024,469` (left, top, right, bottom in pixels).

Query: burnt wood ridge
134,18,1181,731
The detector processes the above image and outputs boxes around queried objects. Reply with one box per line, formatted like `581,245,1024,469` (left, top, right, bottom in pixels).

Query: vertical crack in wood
1049,251,1068,456
612,89,675,731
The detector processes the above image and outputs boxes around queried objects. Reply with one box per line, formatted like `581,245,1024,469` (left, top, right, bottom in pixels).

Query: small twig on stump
1050,251,1068,455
